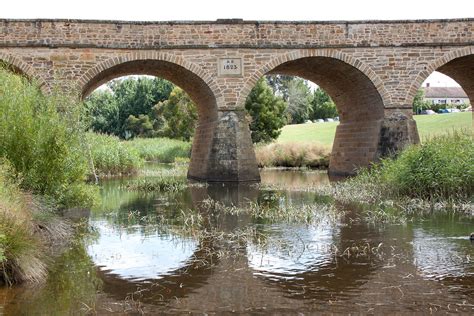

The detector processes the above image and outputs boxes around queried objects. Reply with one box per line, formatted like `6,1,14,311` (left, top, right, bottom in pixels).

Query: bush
124,137,191,163
337,131,473,204
0,67,96,208
375,131,473,200
86,133,143,177
255,142,330,169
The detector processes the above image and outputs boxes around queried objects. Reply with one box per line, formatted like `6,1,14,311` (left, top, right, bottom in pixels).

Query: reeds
86,132,143,177
255,142,330,168
123,137,191,163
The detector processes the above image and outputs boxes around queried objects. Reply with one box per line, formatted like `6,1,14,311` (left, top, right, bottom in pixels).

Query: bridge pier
188,109,261,182
329,109,419,176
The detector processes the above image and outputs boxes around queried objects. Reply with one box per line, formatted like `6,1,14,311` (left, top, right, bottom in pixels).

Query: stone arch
237,49,390,110
405,47,474,106
239,50,389,176
0,52,49,92
79,52,223,181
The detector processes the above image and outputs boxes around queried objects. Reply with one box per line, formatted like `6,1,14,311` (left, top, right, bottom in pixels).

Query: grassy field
278,112,472,146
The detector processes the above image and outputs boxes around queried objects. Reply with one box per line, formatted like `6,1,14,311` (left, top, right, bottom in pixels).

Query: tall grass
332,131,473,204
0,67,97,208
124,137,191,163
86,133,143,177
255,142,330,168
0,163,70,284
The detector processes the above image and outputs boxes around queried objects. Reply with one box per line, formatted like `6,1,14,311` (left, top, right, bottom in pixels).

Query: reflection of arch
238,50,390,110
405,47,474,105
249,211,383,301
95,236,218,305
79,52,223,181
0,52,48,91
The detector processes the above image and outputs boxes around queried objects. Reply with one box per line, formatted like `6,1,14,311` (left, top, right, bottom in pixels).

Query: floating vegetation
124,177,188,193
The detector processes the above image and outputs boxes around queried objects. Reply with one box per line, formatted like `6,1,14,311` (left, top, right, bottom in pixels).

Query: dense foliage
245,78,287,143
352,131,473,201
152,87,198,141
84,77,174,138
0,68,97,208
310,88,338,120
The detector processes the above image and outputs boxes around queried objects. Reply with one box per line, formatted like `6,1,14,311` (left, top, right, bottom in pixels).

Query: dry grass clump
0,163,71,285
255,142,330,169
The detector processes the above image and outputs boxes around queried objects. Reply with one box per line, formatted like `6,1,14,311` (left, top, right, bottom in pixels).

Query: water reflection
1,165,473,314
248,224,337,277
88,221,198,281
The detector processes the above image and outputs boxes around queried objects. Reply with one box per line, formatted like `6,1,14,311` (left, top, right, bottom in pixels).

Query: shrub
0,67,96,208
86,133,143,177
376,131,473,200
124,137,191,163
336,130,473,203
255,142,330,169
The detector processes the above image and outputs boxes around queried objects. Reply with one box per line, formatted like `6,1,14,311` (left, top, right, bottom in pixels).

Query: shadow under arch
405,47,474,107
239,51,387,176
78,54,222,181
0,52,49,92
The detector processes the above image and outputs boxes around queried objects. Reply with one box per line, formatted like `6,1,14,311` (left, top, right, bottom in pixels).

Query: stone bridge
1,18,472,181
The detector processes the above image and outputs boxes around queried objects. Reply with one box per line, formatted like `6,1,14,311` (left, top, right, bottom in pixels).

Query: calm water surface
1,166,473,314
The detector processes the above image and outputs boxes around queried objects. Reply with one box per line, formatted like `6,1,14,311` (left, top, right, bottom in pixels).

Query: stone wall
0,18,472,180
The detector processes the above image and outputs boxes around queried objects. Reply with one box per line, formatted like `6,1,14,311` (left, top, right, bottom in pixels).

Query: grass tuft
255,142,330,168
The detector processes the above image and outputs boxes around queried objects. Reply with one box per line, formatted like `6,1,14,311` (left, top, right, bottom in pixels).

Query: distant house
422,84,469,105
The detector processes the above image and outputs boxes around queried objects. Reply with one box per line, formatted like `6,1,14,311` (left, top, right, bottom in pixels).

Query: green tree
153,87,198,141
285,78,313,124
124,114,155,138
245,78,287,143
84,77,174,137
310,88,338,120
412,89,432,114
83,90,119,135
265,75,294,101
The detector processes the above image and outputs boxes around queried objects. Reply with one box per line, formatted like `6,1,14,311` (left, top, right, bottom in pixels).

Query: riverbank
0,68,96,284
0,164,72,285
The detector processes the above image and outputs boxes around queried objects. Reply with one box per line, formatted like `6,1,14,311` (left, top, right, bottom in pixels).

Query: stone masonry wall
0,19,472,179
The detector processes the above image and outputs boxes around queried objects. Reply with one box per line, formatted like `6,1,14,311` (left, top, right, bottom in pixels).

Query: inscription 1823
218,58,243,76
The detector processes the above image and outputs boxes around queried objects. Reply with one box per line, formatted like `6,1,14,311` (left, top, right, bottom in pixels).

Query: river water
0,166,473,314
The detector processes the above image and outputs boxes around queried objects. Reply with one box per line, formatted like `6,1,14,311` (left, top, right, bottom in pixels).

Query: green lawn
277,112,472,145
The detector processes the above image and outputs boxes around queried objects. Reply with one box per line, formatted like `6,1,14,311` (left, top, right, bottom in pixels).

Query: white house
423,84,469,106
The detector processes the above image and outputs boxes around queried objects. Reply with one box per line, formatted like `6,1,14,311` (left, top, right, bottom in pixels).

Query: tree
285,78,313,124
310,88,338,120
83,90,119,135
124,114,154,138
245,78,287,143
84,76,174,137
152,87,198,141
265,75,294,101
412,89,432,114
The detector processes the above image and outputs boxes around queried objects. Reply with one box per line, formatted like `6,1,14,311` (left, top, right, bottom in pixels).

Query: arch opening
409,54,473,140
81,58,219,181
244,56,386,176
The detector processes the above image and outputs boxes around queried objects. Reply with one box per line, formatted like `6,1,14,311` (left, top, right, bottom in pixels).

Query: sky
3,0,472,87
3,0,473,21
